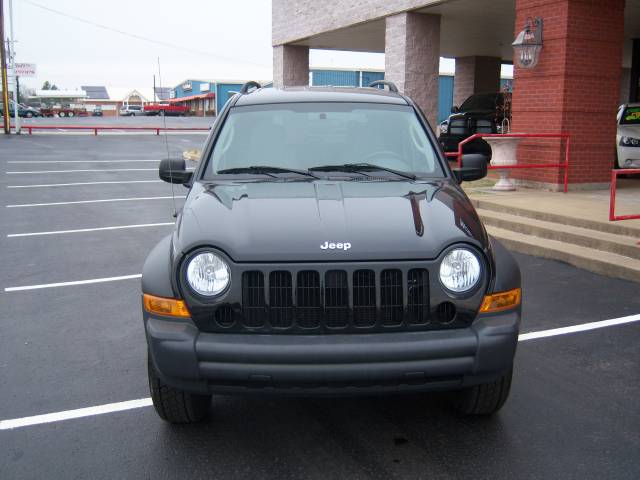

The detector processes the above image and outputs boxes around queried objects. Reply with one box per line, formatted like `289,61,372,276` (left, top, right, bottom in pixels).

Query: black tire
450,369,512,416
58,111,65,117
68,111,75,117
147,355,211,424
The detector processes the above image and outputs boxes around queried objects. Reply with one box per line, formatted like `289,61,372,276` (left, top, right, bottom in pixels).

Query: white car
119,105,144,116
616,103,640,169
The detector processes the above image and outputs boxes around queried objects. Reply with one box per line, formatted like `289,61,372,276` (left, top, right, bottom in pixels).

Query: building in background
170,79,271,116
310,67,512,123
272,0,639,190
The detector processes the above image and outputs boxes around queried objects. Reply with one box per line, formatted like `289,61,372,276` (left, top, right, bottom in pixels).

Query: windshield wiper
216,166,319,178
309,163,416,180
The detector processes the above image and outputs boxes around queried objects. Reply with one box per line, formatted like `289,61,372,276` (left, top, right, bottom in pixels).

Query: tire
148,355,211,424
26,112,33,118
68,112,75,117
159,110,165,116
58,111,65,117
450,369,512,416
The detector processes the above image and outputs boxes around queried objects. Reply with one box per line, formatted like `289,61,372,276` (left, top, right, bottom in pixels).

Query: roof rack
240,81,262,94
368,80,399,93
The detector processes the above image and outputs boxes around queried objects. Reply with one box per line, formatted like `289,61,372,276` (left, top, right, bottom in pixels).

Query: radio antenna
157,57,178,218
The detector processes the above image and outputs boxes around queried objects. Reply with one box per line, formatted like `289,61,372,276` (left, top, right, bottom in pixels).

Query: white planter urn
485,137,521,191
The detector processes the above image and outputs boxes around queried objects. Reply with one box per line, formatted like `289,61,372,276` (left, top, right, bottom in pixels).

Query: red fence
9,125,210,135
444,133,571,193
609,169,640,221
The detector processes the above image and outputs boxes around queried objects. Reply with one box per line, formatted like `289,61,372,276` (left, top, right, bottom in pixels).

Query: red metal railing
609,169,640,221
444,133,571,193
9,125,210,135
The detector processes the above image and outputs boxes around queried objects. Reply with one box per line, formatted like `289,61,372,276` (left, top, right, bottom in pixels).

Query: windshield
620,106,640,125
460,93,501,111
204,102,443,179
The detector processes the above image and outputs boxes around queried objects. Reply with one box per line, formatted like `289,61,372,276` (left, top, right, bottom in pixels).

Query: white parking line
7,160,160,164
8,180,163,188
0,399,152,430
7,222,174,238
4,274,142,292
518,314,640,341
0,313,638,431
6,168,157,174
6,195,186,208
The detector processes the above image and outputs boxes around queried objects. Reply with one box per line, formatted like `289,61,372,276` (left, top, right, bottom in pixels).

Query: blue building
171,79,247,116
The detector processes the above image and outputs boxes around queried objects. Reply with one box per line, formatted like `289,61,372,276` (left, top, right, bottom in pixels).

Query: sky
7,0,508,92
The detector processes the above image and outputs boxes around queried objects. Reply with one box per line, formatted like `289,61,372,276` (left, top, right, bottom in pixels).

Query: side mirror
453,154,488,183
159,158,193,185
451,106,459,114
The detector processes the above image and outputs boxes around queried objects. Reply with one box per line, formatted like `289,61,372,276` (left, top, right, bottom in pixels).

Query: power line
21,0,270,68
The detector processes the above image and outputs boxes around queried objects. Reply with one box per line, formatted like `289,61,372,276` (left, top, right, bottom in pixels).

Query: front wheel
450,369,512,415
148,355,211,424
58,111,65,117
68,111,75,117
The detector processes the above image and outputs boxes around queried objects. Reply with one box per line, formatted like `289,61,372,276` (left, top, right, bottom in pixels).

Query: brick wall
272,0,440,46
511,0,625,188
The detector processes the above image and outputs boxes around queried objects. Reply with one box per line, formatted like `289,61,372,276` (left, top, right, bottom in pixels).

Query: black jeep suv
142,82,522,423
438,92,511,158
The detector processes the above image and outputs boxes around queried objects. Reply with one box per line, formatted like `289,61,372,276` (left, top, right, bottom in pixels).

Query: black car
438,92,511,158
142,82,522,424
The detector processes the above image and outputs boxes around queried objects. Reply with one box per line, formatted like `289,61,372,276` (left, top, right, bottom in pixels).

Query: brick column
273,45,309,88
453,56,502,107
512,0,625,189
385,12,440,128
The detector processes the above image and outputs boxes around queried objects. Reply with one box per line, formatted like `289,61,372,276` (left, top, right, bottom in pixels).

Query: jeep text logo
320,241,351,251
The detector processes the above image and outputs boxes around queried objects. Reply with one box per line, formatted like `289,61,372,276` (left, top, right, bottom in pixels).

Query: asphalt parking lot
10,115,214,129
0,133,639,480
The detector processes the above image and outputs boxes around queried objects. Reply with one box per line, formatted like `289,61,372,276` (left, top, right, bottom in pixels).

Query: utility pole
0,0,11,133
8,0,18,133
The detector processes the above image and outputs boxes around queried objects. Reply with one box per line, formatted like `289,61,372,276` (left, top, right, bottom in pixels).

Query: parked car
142,82,523,424
438,92,511,159
143,103,189,116
119,105,144,116
616,103,640,169
0,101,42,118
92,106,104,117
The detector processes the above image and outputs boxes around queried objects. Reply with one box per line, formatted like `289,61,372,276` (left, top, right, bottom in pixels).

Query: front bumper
616,146,640,168
145,309,520,396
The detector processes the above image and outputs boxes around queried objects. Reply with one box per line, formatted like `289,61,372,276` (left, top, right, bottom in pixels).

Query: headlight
620,136,640,147
185,251,230,296
439,248,481,293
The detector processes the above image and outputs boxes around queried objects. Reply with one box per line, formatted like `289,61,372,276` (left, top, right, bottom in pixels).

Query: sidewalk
464,178,640,233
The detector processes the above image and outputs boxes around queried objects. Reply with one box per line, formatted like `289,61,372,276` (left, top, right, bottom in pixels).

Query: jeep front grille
204,268,437,333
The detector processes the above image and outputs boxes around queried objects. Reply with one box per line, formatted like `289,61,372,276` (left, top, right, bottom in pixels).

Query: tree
41,81,59,90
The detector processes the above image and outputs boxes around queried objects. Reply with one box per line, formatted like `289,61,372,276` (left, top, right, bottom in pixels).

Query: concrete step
486,225,640,284
478,209,640,260
472,198,640,238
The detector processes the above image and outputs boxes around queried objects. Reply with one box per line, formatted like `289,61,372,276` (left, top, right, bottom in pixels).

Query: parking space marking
0,312,638,431
7,160,160,164
518,314,640,341
6,168,157,174
8,180,163,189
7,222,174,238
6,195,186,208
4,274,142,292
0,398,152,431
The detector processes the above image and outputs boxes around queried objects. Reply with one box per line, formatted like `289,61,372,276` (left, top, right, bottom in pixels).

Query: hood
617,124,640,138
174,180,488,262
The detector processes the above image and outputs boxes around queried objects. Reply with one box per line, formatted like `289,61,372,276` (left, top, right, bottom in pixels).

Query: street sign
15,63,37,77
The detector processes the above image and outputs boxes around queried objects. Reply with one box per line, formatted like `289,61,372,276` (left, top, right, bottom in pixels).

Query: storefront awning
169,92,215,103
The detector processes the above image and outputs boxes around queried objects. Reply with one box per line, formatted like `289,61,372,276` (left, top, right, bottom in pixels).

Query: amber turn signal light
143,294,191,318
480,288,521,314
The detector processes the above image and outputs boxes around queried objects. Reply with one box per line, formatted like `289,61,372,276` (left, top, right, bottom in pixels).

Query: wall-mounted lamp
512,17,543,69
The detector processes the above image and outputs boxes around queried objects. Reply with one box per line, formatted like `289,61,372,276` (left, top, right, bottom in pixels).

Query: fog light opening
436,302,457,324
